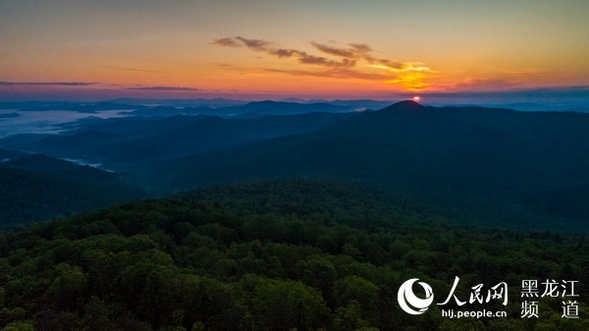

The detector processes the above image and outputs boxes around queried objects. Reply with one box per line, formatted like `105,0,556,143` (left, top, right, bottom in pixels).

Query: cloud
311,42,357,58
452,79,522,92
213,36,434,90
212,37,242,47
235,37,273,50
0,81,96,86
310,42,424,72
216,37,358,68
269,48,301,58
349,43,373,53
98,66,164,74
387,72,430,91
298,55,356,68
267,48,355,68
126,85,200,91
264,68,389,80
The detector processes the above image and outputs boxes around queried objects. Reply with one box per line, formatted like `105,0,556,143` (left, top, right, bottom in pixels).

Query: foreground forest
0,179,587,330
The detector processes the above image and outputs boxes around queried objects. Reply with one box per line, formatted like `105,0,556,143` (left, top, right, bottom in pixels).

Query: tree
251,279,330,331
333,276,379,325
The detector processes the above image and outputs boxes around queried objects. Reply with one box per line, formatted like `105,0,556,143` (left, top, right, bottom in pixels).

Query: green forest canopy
0,179,587,330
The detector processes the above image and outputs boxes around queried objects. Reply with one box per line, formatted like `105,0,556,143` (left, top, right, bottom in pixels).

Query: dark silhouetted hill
150,101,589,231
0,154,144,224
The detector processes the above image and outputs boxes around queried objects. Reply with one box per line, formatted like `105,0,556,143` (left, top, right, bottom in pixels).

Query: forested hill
1,179,587,330
0,153,144,224
3,101,589,231
152,101,589,232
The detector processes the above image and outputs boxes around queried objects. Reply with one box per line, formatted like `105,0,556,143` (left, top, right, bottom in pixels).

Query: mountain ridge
147,101,589,231
1,100,589,231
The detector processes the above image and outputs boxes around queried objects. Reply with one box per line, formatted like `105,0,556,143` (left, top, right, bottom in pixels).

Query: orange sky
1,1,588,101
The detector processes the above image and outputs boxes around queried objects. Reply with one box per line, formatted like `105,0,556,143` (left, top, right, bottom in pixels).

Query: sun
413,96,421,102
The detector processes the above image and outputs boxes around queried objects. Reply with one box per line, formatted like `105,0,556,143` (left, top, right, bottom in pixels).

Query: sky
1,0,588,103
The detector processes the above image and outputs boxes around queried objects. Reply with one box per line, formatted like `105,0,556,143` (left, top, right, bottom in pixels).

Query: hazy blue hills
108,97,248,108
121,100,353,118
0,100,353,118
110,97,388,111
0,101,142,112
150,101,589,231
1,99,589,231
226,100,352,117
0,111,357,166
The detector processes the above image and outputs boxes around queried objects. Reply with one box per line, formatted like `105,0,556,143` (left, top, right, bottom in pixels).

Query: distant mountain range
0,111,356,167
3,98,586,116
147,101,589,231
1,100,588,231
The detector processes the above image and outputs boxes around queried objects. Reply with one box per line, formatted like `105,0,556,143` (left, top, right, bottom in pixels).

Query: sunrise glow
0,1,588,102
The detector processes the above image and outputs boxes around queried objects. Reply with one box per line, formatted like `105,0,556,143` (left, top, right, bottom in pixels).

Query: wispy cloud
309,41,432,75
98,66,164,74
311,42,358,58
433,67,558,93
218,37,357,68
265,68,389,80
452,78,521,92
349,43,373,54
235,37,273,50
212,37,242,47
0,81,96,86
213,36,434,90
125,85,200,91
